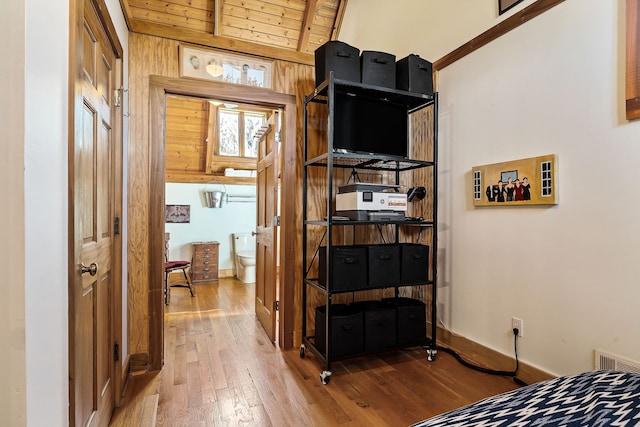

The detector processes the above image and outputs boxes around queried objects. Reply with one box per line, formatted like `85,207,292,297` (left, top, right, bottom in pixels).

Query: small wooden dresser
191,241,220,284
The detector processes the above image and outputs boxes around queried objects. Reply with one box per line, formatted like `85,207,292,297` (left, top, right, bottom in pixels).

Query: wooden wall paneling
128,0,215,33
219,0,308,50
224,2,303,30
129,20,315,65
165,96,208,172
271,60,315,348
262,0,306,11
223,0,304,19
406,105,434,310
127,33,181,359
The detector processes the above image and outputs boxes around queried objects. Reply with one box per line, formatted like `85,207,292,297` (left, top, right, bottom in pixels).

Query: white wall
23,0,70,424
342,0,640,375
6,0,129,425
165,183,257,272
340,0,538,63
1,0,26,425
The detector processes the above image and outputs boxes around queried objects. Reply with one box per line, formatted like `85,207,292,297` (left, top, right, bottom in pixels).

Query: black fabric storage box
360,51,396,88
315,41,361,87
315,304,364,358
396,54,433,95
383,297,426,346
400,244,430,285
367,245,400,287
319,246,367,291
356,301,397,352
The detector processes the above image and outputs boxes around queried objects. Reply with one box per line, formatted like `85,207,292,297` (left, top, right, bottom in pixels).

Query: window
218,108,266,158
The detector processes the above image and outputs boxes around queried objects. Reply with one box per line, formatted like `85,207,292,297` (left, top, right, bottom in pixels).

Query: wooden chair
164,233,194,304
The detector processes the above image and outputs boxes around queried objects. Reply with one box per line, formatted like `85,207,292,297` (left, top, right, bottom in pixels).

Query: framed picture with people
472,154,558,207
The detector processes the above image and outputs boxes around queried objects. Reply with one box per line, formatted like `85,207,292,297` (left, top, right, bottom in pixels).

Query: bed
412,370,640,426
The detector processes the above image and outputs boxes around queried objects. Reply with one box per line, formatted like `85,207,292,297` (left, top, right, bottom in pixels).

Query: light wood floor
109,278,521,427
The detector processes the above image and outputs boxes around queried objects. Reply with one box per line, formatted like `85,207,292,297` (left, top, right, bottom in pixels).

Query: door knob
251,231,257,236
81,263,98,276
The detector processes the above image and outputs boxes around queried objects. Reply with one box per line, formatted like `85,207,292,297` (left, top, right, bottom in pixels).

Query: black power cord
432,328,528,387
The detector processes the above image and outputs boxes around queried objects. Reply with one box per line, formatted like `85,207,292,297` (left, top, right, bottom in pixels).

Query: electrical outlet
512,317,523,337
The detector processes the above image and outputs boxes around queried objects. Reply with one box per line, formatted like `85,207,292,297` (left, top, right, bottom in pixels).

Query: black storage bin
319,246,367,291
315,304,364,358
356,300,397,352
383,297,426,346
315,41,361,87
367,244,400,287
400,244,430,285
396,54,433,95
360,51,396,88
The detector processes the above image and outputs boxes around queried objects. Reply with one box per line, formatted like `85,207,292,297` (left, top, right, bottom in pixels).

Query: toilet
232,233,256,283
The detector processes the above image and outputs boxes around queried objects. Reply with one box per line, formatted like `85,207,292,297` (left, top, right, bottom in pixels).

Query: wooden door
255,112,279,342
70,0,119,425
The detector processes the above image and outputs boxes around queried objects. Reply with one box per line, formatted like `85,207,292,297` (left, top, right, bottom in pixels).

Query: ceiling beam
129,19,315,65
331,0,348,41
297,0,320,53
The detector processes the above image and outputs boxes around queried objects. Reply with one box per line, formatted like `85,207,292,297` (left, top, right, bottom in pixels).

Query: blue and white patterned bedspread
412,370,640,426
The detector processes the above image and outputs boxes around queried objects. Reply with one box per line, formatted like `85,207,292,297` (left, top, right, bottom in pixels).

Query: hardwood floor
110,278,522,427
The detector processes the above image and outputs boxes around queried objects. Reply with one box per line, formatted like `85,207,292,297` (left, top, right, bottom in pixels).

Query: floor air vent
595,349,640,374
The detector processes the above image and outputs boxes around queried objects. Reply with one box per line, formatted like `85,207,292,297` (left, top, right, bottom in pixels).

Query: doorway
163,94,278,338
147,76,297,370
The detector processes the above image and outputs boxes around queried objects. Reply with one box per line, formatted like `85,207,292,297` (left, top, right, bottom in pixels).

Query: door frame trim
148,76,297,369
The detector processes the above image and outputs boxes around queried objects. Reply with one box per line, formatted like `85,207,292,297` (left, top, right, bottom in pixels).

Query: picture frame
179,45,274,89
165,204,191,223
499,0,526,15
472,154,558,207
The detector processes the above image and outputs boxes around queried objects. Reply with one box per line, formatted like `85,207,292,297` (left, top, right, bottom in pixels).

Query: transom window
180,46,273,89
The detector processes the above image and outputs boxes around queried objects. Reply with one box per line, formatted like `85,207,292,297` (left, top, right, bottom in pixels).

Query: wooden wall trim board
628,0,640,120
433,0,566,71
165,171,257,184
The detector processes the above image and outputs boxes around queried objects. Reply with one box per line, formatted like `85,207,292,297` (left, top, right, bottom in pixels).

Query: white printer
335,183,407,221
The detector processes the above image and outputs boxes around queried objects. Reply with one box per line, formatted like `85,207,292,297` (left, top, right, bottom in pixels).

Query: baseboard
129,352,150,376
114,354,132,408
219,268,234,278
436,326,555,386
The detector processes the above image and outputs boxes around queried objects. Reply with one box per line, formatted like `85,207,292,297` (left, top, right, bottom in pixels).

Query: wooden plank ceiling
120,0,348,65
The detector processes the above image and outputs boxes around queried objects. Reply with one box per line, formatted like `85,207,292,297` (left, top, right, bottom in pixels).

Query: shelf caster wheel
320,370,332,385
427,348,438,362
300,344,306,359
